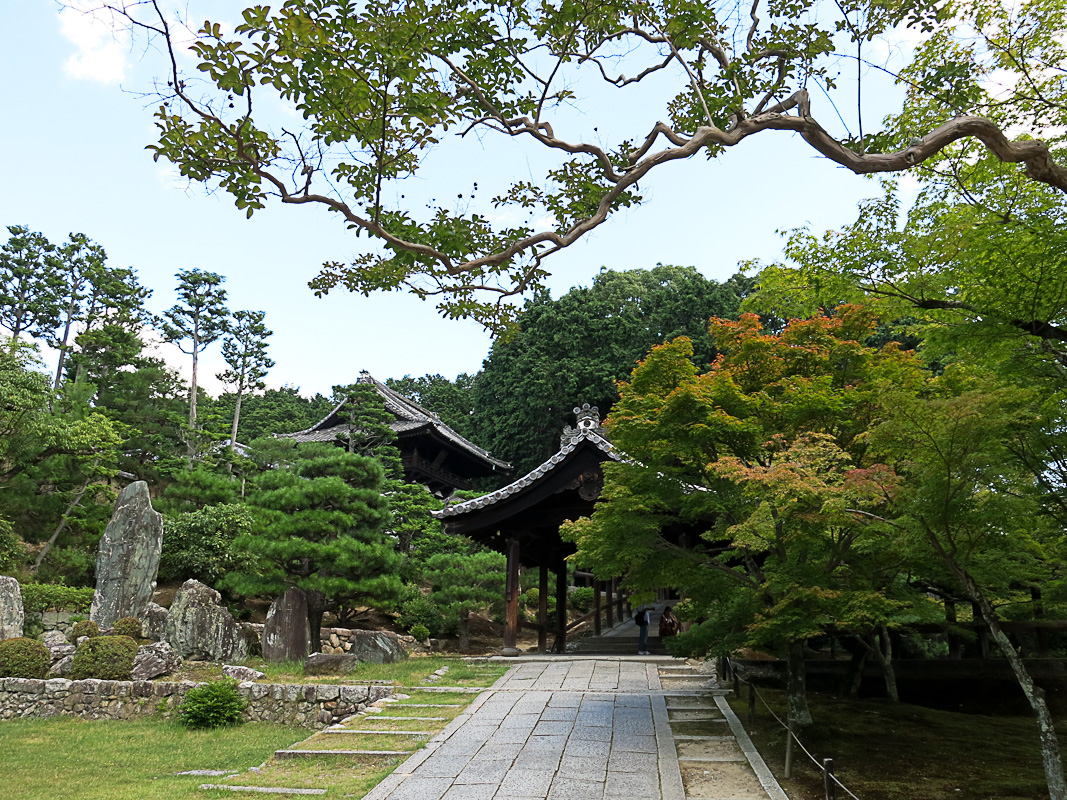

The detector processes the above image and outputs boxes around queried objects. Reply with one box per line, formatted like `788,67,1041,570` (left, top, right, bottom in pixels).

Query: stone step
357,716,446,721
274,749,411,759
198,784,326,795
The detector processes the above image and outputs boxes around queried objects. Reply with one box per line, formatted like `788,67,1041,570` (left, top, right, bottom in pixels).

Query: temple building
278,371,511,495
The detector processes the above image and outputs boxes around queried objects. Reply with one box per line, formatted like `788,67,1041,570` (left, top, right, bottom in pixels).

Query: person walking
634,605,652,655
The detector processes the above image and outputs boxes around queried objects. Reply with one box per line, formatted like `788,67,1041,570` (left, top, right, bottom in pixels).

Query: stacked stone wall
0,677,392,728
244,623,416,656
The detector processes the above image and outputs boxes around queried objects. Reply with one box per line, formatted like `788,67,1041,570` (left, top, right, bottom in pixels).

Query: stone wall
244,623,417,656
40,612,75,636
0,677,393,728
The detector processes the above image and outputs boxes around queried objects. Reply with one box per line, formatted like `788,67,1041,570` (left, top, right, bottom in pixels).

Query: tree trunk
187,345,199,463
786,639,813,727
459,607,471,650
927,528,1066,800
844,645,867,699
230,389,244,451
306,589,327,654
863,626,899,703
32,471,94,573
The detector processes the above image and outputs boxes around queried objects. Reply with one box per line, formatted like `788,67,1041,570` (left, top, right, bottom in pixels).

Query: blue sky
0,2,903,398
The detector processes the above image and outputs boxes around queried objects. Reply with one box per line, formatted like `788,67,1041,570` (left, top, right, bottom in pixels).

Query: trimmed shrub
0,637,50,679
396,595,447,637
570,586,595,613
71,635,138,680
409,623,430,641
71,619,100,641
112,617,143,639
19,583,95,615
177,679,247,729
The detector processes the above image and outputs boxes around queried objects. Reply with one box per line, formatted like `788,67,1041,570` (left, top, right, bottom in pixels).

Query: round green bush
0,637,51,679
70,635,138,680
71,619,100,641
177,679,247,729
409,623,430,641
112,617,142,639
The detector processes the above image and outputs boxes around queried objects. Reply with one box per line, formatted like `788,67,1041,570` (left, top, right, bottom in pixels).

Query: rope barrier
725,658,864,800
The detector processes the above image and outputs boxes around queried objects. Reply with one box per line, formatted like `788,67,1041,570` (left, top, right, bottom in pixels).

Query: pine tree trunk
306,590,327,655
188,346,199,463
786,639,813,727
53,303,75,391
459,608,471,650
230,390,244,451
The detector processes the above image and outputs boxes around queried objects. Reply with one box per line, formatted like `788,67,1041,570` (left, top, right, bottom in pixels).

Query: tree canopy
102,0,1067,327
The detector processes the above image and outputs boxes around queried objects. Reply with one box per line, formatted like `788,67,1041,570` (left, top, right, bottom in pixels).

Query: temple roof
435,403,618,520
278,372,511,475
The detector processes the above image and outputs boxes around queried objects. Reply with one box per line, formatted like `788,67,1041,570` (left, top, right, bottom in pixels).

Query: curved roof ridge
434,428,618,519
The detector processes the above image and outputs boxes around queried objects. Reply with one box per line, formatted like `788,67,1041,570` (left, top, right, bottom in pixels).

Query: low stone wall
39,612,76,636
0,677,393,728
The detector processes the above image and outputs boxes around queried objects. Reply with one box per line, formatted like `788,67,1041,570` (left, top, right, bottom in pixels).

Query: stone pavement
363,659,687,800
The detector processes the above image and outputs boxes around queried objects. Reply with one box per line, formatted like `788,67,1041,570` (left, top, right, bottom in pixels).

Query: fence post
747,682,755,724
784,718,795,779
823,758,836,800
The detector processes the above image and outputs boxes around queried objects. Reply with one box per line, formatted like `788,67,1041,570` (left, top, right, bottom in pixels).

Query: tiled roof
434,428,618,518
278,372,511,472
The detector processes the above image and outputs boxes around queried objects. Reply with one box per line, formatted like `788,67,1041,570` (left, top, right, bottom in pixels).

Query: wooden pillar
615,581,624,620
538,563,549,654
606,578,614,628
553,560,567,653
593,578,602,636
503,537,521,656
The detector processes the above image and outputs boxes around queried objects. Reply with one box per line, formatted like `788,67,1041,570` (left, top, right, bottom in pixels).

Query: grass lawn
0,657,508,800
0,717,306,800
728,686,1067,800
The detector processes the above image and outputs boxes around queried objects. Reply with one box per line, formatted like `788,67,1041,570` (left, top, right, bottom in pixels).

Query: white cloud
59,2,130,84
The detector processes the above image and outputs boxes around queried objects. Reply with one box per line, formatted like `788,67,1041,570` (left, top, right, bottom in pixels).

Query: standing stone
0,577,24,640
262,587,312,663
142,602,169,641
89,481,163,627
131,641,182,680
348,630,407,664
164,579,249,662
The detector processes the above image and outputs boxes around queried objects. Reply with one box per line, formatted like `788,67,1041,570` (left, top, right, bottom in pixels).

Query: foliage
395,594,451,638
118,0,1067,328
408,623,430,641
156,468,239,514
0,637,51,679
569,586,594,613
385,374,476,439
112,617,143,639
0,226,61,344
226,443,402,643
19,584,95,615
422,550,506,648
208,386,333,443
176,678,248,729
71,619,101,641
70,635,138,680
159,503,255,585
472,266,747,474
0,518,24,574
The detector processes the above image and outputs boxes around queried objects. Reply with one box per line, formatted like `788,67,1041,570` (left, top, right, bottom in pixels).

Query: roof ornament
561,403,603,446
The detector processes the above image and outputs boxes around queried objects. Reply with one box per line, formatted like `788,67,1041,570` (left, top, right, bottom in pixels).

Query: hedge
20,583,95,615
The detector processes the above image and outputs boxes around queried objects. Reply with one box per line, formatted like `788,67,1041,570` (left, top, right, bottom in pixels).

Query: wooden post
606,578,614,628
553,560,567,653
823,758,836,800
593,578,602,636
538,563,549,654
747,682,755,724
784,718,795,779
503,537,520,655
615,581,624,620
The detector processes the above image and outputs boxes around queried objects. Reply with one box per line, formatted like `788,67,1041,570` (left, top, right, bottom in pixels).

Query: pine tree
217,310,273,451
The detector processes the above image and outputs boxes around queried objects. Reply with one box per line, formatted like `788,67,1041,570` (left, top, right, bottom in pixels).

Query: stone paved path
363,659,685,800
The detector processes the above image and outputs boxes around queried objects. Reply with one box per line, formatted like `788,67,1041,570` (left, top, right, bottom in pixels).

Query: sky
0,1,908,398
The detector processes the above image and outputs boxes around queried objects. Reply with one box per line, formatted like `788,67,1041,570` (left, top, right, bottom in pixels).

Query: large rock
348,630,407,664
223,664,265,681
164,579,248,662
304,652,360,675
90,481,163,627
0,576,24,640
262,587,312,663
142,602,169,641
131,641,182,680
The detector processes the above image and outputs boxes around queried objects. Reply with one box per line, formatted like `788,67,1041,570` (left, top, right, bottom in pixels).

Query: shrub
0,637,50,679
569,586,594,613
112,617,143,639
71,619,100,641
71,635,138,680
396,595,447,637
159,503,254,584
20,583,95,615
409,623,430,641
177,679,247,729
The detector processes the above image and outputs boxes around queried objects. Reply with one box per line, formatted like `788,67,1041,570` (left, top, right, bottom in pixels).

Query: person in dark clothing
659,606,680,638
634,606,652,655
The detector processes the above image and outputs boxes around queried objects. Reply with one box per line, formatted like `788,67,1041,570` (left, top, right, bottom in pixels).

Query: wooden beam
538,564,548,654
503,537,520,655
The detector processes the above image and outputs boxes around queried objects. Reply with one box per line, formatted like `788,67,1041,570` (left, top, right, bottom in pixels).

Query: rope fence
723,657,863,800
